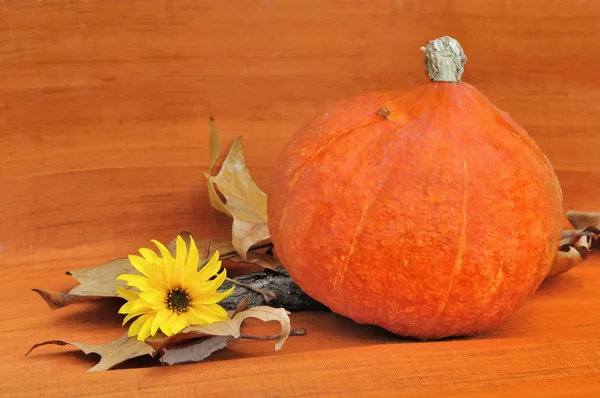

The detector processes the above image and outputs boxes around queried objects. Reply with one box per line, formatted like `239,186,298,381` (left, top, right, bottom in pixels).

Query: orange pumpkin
267,36,563,339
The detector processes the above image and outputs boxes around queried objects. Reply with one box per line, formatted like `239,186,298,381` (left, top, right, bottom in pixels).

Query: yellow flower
116,235,234,341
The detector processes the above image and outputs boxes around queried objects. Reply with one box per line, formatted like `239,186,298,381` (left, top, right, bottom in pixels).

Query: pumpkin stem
421,36,467,83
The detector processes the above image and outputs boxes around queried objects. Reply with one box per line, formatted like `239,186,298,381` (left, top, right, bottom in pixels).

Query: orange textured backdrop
1,0,599,396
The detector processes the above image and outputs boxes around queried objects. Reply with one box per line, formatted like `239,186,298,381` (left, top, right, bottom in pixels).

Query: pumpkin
267,36,563,339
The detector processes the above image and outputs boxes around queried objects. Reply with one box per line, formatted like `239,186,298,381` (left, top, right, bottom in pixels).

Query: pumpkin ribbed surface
267,38,563,339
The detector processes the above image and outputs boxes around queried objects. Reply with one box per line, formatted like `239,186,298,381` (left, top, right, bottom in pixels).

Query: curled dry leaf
229,294,251,317
205,118,270,260
25,333,155,372
566,210,600,230
548,210,600,277
147,306,291,366
194,236,281,271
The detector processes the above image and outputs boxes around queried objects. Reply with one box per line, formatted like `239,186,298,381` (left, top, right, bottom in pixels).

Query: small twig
239,328,307,340
226,277,276,303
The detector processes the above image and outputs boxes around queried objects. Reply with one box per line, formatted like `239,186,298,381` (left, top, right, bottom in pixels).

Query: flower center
166,287,191,314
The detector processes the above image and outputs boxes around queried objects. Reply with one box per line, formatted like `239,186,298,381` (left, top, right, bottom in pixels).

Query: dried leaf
148,306,291,354
160,336,229,366
206,119,270,259
229,294,251,317
231,218,270,261
566,210,600,230
207,117,232,216
31,289,105,310
195,238,236,266
230,252,282,271
193,237,281,270
549,246,586,277
547,212,600,277
33,234,183,310
67,257,137,296
67,258,137,290
25,333,155,372
559,228,600,250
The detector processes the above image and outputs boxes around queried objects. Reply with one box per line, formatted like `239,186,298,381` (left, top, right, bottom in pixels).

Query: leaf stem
226,277,276,303
239,328,307,340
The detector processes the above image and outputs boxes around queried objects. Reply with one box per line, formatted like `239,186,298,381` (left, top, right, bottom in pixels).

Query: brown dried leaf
147,306,291,355
566,210,600,230
549,248,581,277
206,119,270,260
193,237,281,270
67,257,137,296
197,238,236,261
547,211,600,277
160,336,230,366
232,218,270,261
207,117,232,216
25,333,155,372
31,289,105,310
33,234,183,310
229,294,251,317
230,252,281,271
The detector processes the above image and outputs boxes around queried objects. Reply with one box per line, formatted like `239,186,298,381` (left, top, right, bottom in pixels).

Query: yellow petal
117,274,153,291
138,247,170,291
116,286,139,302
160,312,178,336
173,235,187,286
122,311,146,326
205,303,230,318
190,305,230,323
170,315,188,334
119,299,150,314
128,254,153,278
139,289,167,308
191,285,235,305
150,308,172,336
184,236,200,279
152,239,175,263
139,247,159,264
128,313,151,338
187,269,227,294
185,307,209,326
146,268,170,293
138,314,155,341
195,251,221,283
131,298,154,311
152,239,175,284
118,300,134,314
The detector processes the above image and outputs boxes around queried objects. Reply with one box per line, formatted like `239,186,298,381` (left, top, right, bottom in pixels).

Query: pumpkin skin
267,41,563,339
